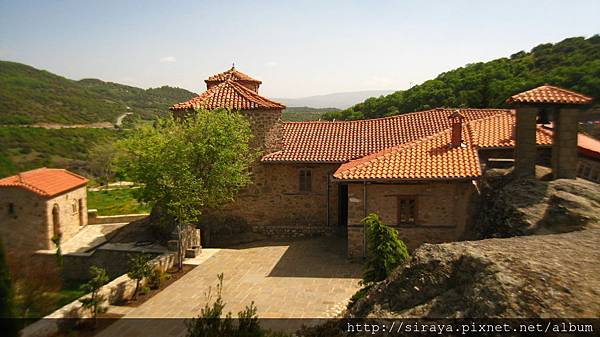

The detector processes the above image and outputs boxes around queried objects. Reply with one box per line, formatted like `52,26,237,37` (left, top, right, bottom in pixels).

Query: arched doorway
52,204,61,237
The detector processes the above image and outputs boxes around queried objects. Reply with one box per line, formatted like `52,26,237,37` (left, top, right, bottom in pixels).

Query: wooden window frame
299,168,312,193
396,195,418,227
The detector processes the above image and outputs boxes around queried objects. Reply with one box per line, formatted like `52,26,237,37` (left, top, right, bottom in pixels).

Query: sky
1,0,599,98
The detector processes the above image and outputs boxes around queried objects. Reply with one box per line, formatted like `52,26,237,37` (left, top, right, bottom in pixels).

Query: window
72,201,78,213
397,196,417,226
8,203,15,215
299,169,312,192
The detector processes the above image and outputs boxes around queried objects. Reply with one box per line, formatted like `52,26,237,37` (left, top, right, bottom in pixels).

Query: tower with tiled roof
204,66,262,92
171,66,285,153
507,84,593,179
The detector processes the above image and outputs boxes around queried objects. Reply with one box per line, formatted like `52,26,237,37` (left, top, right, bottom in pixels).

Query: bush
186,273,290,337
147,268,170,290
362,213,409,284
79,266,109,326
127,254,153,299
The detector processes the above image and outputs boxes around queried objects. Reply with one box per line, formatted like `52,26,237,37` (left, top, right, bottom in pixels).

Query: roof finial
231,62,235,70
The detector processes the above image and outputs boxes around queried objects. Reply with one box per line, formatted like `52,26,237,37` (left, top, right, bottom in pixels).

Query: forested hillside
0,60,196,124
324,36,600,120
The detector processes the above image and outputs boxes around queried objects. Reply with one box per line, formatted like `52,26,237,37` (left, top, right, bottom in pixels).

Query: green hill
281,107,340,121
324,36,600,120
0,60,196,124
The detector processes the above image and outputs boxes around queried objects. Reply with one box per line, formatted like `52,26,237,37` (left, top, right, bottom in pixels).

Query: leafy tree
79,266,109,327
324,35,600,121
88,142,119,188
115,109,255,270
362,213,409,284
127,254,154,299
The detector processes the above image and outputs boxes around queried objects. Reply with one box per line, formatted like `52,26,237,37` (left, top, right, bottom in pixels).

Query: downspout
326,174,330,227
363,181,368,258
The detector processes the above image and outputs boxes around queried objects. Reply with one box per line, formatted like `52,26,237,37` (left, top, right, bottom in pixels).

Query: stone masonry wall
346,181,475,258
245,109,283,154
552,108,579,179
205,163,341,232
514,106,538,177
45,186,87,247
0,187,49,254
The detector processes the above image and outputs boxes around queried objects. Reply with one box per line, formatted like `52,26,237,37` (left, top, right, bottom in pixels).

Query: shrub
147,268,165,290
186,273,288,337
362,213,409,284
127,254,154,299
79,266,109,326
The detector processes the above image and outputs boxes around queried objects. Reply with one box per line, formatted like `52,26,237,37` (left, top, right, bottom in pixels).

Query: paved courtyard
98,237,362,336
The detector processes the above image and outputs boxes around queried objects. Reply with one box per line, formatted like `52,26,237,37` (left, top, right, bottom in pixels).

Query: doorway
337,184,348,228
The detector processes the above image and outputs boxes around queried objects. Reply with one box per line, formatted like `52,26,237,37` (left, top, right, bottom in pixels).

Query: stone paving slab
98,237,363,337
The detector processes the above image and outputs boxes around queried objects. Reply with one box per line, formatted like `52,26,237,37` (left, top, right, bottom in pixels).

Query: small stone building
172,68,595,257
0,168,88,255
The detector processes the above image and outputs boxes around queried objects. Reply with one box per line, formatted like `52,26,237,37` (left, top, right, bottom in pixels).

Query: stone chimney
506,85,592,179
448,110,465,148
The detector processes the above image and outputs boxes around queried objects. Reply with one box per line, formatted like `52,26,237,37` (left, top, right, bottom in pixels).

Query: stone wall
87,211,148,225
0,187,49,254
205,163,341,233
346,181,475,258
552,108,580,179
244,108,283,153
514,106,539,177
45,187,88,247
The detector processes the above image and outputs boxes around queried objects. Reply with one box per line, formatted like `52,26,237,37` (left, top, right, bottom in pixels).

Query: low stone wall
252,225,334,238
87,210,148,225
33,243,168,281
21,252,176,337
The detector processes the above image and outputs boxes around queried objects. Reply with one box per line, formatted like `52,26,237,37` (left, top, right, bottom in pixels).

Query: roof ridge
227,80,284,107
540,85,593,100
283,108,511,125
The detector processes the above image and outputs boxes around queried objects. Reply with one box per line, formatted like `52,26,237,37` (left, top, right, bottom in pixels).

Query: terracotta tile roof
262,108,509,163
469,113,553,148
170,80,285,111
0,168,88,197
506,85,592,105
333,127,481,181
205,67,262,85
578,133,600,160
333,112,554,181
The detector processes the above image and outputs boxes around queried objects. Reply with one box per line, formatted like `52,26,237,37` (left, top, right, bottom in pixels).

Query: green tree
127,254,154,299
362,213,409,284
79,266,109,327
115,109,255,270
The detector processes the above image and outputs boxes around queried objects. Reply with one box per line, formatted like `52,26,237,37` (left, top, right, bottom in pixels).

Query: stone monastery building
171,67,596,257
0,168,88,255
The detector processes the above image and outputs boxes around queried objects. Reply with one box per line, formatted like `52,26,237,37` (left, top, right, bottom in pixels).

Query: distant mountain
0,60,196,125
273,90,395,109
325,35,600,120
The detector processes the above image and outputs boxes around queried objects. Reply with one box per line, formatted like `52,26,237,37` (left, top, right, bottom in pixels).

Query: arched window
78,199,85,226
52,204,61,237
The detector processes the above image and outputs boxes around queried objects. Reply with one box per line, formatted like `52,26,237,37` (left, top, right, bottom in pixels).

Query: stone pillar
347,183,366,258
347,225,364,258
552,108,579,179
514,106,538,177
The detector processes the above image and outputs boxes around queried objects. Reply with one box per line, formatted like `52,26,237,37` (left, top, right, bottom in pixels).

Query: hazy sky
1,0,599,97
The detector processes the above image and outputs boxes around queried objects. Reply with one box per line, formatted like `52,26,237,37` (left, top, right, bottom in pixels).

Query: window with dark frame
299,169,312,192
397,196,417,226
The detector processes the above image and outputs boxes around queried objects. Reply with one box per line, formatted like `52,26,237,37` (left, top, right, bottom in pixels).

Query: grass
14,280,86,320
88,188,150,216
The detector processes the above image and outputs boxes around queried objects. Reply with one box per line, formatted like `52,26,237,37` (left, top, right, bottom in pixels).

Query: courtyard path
97,237,362,336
